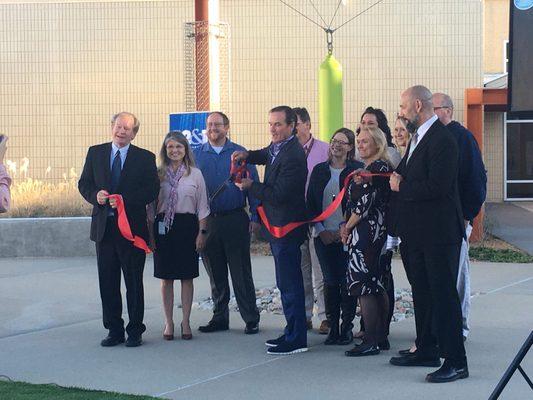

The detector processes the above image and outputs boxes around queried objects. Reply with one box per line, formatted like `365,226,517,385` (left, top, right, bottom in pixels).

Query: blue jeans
270,241,307,347
313,238,348,285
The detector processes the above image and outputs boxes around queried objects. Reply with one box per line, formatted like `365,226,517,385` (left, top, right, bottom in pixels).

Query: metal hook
325,28,334,54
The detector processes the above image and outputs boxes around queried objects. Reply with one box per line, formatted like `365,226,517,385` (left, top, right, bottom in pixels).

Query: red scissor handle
230,159,248,184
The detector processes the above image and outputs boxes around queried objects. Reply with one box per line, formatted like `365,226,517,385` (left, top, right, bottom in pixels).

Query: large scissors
208,159,249,203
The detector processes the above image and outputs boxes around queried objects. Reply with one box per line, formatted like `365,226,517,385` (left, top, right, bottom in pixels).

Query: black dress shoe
244,322,259,334
390,353,441,367
198,320,229,333
345,342,380,357
125,335,142,347
398,348,415,355
426,360,469,383
100,335,125,347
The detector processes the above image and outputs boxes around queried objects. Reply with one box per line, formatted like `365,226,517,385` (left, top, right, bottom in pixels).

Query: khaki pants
300,239,325,321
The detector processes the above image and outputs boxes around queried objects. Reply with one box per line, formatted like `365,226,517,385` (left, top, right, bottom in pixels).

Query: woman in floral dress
342,126,392,357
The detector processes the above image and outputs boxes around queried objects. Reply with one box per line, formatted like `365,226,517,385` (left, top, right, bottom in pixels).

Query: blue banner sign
169,112,209,150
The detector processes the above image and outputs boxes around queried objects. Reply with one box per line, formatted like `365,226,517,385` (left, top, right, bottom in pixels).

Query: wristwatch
200,229,208,235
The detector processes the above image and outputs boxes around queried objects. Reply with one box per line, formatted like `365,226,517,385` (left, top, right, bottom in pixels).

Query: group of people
77,84,486,384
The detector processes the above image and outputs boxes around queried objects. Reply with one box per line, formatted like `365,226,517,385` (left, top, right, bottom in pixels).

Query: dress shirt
269,135,294,164
0,163,11,213
409,114,438,158
153,167,210,220
194,139,260,222
110,143,130,169
303,135,329,195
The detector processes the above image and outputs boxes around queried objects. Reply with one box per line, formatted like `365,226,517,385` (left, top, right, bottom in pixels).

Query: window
505,119,533,200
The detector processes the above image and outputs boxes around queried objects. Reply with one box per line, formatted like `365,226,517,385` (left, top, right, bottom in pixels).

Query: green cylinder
318,54,343,142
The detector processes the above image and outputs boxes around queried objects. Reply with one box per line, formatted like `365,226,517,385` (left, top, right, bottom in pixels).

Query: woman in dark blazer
307,128,364,346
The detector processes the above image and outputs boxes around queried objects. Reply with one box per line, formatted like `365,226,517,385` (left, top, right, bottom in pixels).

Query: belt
210,207,244,218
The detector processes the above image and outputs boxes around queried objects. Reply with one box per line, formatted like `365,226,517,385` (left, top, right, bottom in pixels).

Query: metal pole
195,0,210,111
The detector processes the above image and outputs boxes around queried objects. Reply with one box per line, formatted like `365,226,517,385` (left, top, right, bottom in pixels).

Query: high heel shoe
181,323,193,340
163,323,174,341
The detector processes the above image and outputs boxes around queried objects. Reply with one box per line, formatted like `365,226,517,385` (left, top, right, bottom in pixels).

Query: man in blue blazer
79,112,159,347
389,86,468,383
233,106,308,355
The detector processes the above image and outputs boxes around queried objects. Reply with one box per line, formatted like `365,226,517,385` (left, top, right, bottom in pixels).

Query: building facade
1,0,484,205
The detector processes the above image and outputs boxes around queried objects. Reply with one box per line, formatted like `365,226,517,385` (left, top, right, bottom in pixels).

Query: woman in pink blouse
148,131,210,341
0,135,11,213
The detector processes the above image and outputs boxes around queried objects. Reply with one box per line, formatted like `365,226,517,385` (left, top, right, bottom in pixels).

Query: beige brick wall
223,0,483,150
1,0,483,189
483,0,509,74
0,1,192,182
484,112,504,202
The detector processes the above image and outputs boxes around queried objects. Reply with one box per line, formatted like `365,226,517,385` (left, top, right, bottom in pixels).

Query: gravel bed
193,287,414,323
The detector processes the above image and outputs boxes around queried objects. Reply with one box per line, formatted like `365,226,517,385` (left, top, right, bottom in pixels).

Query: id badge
158,221,166,235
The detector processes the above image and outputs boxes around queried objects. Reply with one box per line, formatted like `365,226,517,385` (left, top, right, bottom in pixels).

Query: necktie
110,150,121,192
407,132,419,162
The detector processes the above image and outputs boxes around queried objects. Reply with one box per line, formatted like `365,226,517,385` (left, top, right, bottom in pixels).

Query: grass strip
470,247,533,263
0,381,160,400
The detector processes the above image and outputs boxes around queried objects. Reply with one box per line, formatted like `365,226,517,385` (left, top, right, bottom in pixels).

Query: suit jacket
78,142,159,243
394,119,464,246
248,136,308,244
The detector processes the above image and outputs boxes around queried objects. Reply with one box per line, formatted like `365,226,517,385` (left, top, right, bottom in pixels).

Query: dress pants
300,238,325,321
95,216,146,337
399,242,412,285
312,239,347,285
202,210,260,325
457,224,472,338
270,240,307,347
405,242,466,364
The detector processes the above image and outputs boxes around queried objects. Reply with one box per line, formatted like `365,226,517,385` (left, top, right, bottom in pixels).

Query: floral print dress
346,159,391,296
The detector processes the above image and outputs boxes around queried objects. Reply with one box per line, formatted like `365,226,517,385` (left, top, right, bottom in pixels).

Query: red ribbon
107,194,151,253
257,170,393,239
358,172,393,178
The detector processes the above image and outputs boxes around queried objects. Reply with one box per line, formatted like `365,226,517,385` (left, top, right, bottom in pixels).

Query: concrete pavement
0,255,532,399
486,202,533,255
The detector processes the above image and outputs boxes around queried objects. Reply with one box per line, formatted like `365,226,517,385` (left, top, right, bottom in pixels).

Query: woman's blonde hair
393,116,412,157
357,126,391,165
158,131,195,179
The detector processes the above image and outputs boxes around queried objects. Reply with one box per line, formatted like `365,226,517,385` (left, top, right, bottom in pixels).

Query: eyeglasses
433,106,450,111
207,122,225,128
330,139,349,146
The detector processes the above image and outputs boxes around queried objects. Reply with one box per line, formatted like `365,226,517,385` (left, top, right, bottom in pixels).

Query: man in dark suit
389,86,468,382
233,106,308,355
79,112,159,347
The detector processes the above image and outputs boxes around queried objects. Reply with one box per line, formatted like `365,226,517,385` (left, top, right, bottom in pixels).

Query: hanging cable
334,0,385,32
309,0,328,28
328,0,344,30
279,0,324,30
279,0,386,53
